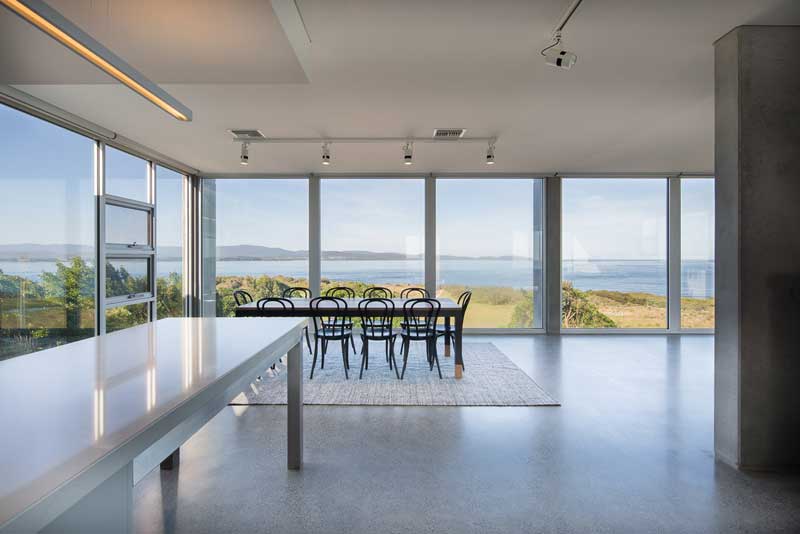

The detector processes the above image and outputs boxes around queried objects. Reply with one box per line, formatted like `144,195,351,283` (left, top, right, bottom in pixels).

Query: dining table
236,297,466,378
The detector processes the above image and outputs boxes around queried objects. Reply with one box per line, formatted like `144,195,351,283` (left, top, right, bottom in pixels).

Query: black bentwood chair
399,298,442,380
400,287,429,299
358,298,399,379
255,298,295,375
283,287,313,353
363,286,393,299
309,297,353,380
324,286,357,352
436,290,472,370
233,290,254,306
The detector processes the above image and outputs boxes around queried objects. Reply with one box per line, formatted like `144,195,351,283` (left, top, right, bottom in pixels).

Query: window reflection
0,104,96,361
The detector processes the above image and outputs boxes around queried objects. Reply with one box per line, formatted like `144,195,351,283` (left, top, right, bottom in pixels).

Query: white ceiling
4,0,800,175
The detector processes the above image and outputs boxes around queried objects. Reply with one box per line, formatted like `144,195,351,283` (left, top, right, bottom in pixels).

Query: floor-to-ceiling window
561,178,668,329
103,147,155,333
436,178,544,329
0,104,96,360
156,165,186,318
202,179,309,317
321,178,424,296
681,178,715,329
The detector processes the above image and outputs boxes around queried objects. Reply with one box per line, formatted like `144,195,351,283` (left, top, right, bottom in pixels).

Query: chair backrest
402,298,440,337
457,290,472,313
233,290,254,306
359,298,395,338
325,286,356,299
363,286,393,299
310,297,349,335
257,297,295,310
400,287,429,299
283,286,312,299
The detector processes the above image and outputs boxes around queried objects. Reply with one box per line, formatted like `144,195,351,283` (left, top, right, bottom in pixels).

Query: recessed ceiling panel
0,0,309,84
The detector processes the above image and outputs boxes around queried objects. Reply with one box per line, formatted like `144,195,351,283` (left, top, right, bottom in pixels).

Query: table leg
444,316,451,357
454,312,464,379
160,448,180,470
287,341,303,470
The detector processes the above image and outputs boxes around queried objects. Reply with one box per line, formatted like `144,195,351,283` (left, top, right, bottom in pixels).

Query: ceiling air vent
228,129,265,141
432,128,466,139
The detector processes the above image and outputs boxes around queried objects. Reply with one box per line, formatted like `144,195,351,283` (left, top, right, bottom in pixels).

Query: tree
561,281,616,328
40,257,94,332
157,272,183,318
509,290,534,327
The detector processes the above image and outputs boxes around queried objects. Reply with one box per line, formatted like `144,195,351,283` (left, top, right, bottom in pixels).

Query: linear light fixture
1,0,193,121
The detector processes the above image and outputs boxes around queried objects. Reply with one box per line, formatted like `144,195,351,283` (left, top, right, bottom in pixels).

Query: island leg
287,341,303,470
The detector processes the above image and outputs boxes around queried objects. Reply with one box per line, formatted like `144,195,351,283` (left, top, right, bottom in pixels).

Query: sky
1,102,714,261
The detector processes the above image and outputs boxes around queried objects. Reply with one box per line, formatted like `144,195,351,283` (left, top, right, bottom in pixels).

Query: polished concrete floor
134,335,800,533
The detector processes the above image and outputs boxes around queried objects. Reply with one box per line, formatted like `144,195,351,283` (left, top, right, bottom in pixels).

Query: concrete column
545,176,562,334
714,26,800,470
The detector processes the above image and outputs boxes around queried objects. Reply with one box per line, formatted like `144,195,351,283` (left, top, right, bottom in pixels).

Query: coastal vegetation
1,261,714,360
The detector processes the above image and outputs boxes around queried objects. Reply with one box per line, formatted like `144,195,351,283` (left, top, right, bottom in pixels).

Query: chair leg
432,338,442,379
321,339,326,369
427,338,435,371
359,338,368,379
401,337,410,380
303,326,312,354
390,337,400,379
350,333,356,353
310,337,319,379
342,338,349,380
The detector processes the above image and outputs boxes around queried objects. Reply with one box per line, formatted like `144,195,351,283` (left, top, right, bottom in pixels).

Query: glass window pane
0,104,96,360
106,302,149,333
106,204,151,247
106,146,148,202
106,258,150,298
681,178,715,329
322,179,424,295
201,179,309,317
562,178,667,329
437,179,543,328
156,166,185,318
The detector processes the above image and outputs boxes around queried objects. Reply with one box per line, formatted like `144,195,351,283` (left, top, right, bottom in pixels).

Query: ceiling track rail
233,137,498,144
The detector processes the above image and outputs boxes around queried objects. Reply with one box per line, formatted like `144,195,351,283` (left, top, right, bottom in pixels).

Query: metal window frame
319,174,427,294
557,175,715,334
1,96,195,340
196,172,716,335
433,175,547,334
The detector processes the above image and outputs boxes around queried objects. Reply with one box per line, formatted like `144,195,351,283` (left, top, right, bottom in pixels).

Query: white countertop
0,317,305,529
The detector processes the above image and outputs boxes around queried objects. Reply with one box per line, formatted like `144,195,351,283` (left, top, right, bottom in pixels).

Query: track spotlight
486,142,496,165
403,142,414,165
321,142,331,165
240,142,249,166
541,30,577,70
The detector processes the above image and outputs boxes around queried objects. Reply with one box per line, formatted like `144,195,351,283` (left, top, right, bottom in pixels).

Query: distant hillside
0,244,94,261
0,243,530,262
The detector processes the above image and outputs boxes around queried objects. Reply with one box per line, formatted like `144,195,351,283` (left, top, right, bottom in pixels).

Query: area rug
229,342,559,407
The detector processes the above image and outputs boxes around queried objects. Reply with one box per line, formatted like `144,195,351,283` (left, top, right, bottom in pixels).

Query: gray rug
230,342,559,407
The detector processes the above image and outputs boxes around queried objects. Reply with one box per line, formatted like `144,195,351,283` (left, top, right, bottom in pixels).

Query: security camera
543,47,577,69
